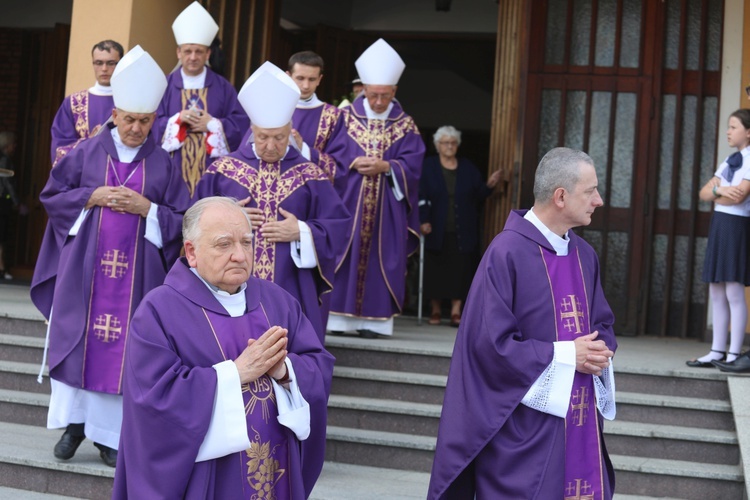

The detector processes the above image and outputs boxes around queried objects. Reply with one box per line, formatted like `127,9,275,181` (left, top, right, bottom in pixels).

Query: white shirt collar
190,268,248,317
110,127,144,163
524,208,570,256
89,82,113,96
181,67,207,90
363,98,393,120
297,94,323,108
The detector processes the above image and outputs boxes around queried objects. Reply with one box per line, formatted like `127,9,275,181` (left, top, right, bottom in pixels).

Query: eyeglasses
93,60,118,67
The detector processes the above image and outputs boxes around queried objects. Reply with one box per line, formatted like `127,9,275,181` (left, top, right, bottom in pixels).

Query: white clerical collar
297,94,323,109
181,67,207,89
190,267,248,317
89,82,113,96
363,98,393,120
110,127,144,163
524,208,570,256
251,143,290,161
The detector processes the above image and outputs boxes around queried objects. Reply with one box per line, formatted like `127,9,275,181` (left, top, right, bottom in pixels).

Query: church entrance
520,0,724,337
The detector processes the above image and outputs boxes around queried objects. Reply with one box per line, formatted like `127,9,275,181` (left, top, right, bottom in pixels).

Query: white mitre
172,1,219,47
111,45,167,113
238,61,300,128
355,38,405,86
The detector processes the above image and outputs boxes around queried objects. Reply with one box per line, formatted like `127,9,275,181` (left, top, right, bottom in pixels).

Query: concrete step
0,333,45,364
604,420,739,465
0,388,48,426
0,487,80,499
328,394,441,436
325,336,451,376
332,366,446,405
0,422,114,499
611,454,744,499
310,461,429,500
0,361,49,394
0,316,46,338
617,390,734,431
616,368,729,401
325,425,436,473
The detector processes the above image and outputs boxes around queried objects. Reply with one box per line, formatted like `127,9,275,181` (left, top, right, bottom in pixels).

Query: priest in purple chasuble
428,148,618,500
325,39,426,338
50,40,123,167
194,61,351,343
156,1,249,198
112,197,334,499
30,46,185,467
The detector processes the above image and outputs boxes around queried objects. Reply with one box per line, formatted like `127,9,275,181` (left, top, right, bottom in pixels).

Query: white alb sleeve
386,170,405,201
195,360,251,462
521,341,576,418
290,221,316,269
206,118,229,158
300,142,311,161
69,209,90,236
143,202,163,249
594,358,616,420
161,112,183,153
271,358,311,441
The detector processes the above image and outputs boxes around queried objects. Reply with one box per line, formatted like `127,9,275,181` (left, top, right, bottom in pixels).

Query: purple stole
180,88,209,196
541,247,605,500
82,157,144,394
53,91,91,168
349,119,386,315
294,105,339,181
203,308,291,499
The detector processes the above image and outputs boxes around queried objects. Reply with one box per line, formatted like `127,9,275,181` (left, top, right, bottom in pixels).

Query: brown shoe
428,313,441,325
450,314,461,327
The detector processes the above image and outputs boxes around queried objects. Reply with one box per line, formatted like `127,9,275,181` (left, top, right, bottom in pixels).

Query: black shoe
686,350,725,368
712,353,750,373
357,329,381,339
94,442,118,467
53,430,85,460
328,330,345,336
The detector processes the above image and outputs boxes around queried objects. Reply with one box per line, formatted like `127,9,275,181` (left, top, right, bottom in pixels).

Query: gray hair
0,132,16,152
183,196,253,243
533,147,594,203
433,125,461,147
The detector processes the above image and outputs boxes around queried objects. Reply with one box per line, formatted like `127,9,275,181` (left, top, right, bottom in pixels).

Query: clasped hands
352,156,390,176
234,326,289,384
87,186,151,218
574,331,614,377
179,108,212,132
238,197,300,243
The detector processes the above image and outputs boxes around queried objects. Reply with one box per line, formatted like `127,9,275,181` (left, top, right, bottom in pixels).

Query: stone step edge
326,425,436,451
328,394,441,418
333,365,446,387
0,486,81,500
0,333,44,347
324,335,453,358
0,359,47,376
618,390,731,413
610,454,743,482
604,420,737,445
0,387,49,406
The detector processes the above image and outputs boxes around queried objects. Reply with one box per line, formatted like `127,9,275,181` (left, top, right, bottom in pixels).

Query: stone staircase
0,311,748,499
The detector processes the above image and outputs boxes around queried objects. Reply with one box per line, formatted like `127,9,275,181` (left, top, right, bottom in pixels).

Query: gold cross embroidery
560,294,584,334
571,386,589,427
565,478,594,500
100,249,129,278
93,314,122,343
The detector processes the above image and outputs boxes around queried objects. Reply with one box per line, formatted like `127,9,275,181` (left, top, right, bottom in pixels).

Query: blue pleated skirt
702,211,750,285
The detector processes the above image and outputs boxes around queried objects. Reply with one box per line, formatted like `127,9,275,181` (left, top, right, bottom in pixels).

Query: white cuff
290,221,316,269
161,112,183,153
594,358,616,420
143,202,163,249
387,169,405,201
69,209,90,236
271,358,311,441
521,341,576,418
196,360,251,462
206,118,229,158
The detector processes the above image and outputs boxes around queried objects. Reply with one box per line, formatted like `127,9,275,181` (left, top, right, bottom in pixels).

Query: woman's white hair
182,196,252,243
432,125,461,147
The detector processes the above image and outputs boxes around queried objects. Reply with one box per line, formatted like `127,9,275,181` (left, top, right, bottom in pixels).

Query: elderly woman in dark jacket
419,125,500,326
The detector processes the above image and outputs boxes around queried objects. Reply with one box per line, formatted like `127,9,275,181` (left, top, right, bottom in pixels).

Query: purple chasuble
292,103,344,185
541,248,606,500
325,96,425,320
193,146,351,341
82,158,144,393
204,310,292,499
50,90,115,166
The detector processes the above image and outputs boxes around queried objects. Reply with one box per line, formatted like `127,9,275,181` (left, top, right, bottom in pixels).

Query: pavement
1,281,748,499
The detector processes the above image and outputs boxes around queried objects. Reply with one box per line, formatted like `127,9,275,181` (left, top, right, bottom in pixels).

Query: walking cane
418,233,424,325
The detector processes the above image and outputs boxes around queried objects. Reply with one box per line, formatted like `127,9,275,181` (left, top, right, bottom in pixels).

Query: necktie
722,151,743,182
